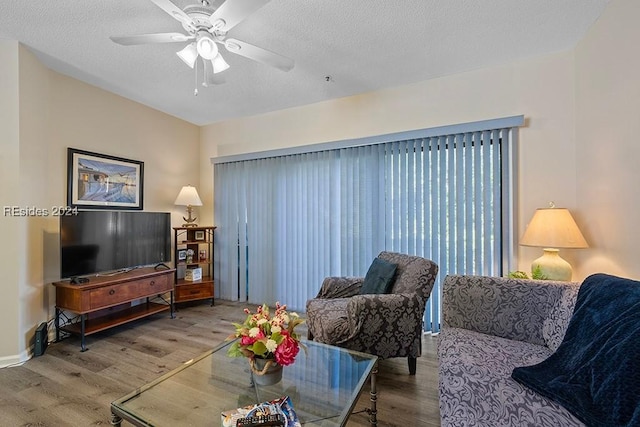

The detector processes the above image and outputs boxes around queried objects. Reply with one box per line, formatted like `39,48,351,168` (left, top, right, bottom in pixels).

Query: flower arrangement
186,248,195,263
228,302,304,366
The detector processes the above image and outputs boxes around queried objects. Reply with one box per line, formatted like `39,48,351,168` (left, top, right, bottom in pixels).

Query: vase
250,357,283,386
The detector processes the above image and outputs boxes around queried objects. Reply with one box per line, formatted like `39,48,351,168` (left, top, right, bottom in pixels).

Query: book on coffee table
221,395,301,427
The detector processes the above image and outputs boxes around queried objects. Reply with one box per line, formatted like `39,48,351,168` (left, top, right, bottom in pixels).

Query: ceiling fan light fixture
196,32,218,60
212,54,230,73
176,43,198,68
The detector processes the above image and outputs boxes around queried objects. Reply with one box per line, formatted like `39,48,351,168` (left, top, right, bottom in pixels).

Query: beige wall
0,41,22,363
18,42,52,361
574,0,640,279
200,51,579,275
0,44,200,365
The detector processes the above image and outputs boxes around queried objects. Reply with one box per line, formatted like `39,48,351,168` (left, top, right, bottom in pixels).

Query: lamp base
531,248,572,281
182,206,198,228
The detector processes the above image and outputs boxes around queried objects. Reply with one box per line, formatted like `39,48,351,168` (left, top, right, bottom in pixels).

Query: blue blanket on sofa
512,273,640,427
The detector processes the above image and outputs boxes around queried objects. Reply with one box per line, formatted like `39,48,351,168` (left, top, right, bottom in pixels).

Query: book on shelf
221,395,301,427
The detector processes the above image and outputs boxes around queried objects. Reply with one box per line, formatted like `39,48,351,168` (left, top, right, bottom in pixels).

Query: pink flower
275,333,299,366
240,336,256,346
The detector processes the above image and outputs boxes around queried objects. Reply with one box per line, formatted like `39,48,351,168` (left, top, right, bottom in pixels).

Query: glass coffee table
111,339,378,426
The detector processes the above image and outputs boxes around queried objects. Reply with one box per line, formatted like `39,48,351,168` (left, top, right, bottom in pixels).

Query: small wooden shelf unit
173,226,216,305
53,267,175,351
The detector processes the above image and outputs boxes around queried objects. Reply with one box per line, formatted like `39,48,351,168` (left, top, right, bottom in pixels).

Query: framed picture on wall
67,148,144,210
194,230,205,240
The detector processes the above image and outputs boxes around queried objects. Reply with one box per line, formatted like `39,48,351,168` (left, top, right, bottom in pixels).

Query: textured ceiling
0,0,609,126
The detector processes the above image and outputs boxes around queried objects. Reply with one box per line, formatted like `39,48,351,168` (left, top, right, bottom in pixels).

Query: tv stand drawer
88,274,172,309
175,282,213,302
90,283,140,309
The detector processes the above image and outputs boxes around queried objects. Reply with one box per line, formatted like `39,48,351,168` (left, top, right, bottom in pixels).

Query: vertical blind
214,117,521,332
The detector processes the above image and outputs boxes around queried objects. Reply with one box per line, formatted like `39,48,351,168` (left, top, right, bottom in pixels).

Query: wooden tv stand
52,267,175,351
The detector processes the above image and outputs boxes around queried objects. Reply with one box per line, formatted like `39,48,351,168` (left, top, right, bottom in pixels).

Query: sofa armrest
315,277,363,299
442,275,579,346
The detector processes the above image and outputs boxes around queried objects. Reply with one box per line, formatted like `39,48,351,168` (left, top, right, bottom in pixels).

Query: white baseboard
0,349,31,369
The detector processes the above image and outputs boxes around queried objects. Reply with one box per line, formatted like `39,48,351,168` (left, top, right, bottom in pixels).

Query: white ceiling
0,0,609,126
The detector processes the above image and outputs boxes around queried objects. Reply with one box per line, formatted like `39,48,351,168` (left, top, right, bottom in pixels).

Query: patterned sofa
438,275,584,427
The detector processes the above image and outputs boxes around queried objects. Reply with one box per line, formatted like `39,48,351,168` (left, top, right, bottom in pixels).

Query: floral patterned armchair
305,252,438,374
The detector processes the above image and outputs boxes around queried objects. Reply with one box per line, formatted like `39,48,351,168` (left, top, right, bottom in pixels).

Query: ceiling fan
110,0,294,88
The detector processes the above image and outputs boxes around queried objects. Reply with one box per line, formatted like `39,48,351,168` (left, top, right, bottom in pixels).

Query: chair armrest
315,277,364,299
442,275,579,346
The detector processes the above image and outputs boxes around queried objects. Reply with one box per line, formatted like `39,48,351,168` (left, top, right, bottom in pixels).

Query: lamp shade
174,186,203,207
520,207,588,249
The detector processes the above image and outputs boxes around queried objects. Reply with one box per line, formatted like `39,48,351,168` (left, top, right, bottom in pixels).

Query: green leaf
250,341,268,357
262,323,271,336
271,331,282,344
227,342,244,358
507,271,530,279
287,317,305,334
531,265,548,280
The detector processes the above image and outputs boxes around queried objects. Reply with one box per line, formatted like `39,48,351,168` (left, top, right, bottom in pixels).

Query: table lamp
520,204,588,281
174,185,203,227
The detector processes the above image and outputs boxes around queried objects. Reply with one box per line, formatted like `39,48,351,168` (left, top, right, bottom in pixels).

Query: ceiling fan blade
208,0,271,32
150,0,196,30
224,38,294,72
110,33,192,46
203,59,226,86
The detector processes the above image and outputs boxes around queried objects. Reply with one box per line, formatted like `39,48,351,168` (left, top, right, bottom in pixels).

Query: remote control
236,414,284,427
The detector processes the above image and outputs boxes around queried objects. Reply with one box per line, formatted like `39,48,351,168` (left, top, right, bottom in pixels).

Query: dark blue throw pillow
360,257,397,294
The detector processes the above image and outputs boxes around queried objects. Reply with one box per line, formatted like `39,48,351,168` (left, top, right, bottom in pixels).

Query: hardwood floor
0,301,441,426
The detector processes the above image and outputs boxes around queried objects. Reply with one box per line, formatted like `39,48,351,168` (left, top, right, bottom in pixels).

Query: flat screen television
60,211,171,279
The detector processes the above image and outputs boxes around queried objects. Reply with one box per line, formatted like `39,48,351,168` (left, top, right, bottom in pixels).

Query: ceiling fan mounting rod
181,4,216,34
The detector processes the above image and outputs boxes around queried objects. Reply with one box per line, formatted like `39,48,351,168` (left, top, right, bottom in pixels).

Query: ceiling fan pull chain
194,57,199,96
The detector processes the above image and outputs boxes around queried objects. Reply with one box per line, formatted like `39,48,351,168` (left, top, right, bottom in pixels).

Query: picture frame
67,148,144,210
177,249,187,261
194,230,205,240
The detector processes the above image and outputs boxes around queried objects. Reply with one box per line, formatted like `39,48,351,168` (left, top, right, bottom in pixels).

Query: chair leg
408,357,417,375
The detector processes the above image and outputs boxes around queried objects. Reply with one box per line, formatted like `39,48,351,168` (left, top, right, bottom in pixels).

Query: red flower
275,333,299,366
240,336,256,346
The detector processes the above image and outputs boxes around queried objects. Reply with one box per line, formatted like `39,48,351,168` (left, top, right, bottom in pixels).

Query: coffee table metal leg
369,361,378,426
110,412,122,426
